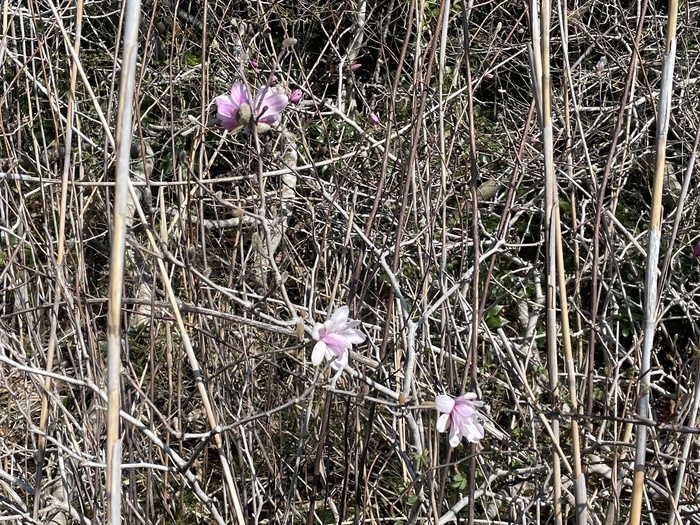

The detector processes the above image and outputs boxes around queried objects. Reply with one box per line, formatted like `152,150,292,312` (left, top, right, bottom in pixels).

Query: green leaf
484,304,508,329
451,472,468,490
486,315,508,329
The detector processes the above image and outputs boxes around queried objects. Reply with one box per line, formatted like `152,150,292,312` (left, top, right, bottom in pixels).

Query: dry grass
1,0,700,524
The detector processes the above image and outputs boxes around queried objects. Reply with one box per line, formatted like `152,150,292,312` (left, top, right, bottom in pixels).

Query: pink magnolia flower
435,393,485,447
289,89,303,104
215,82,289,133
368,112,381,126
248,60,259,70
311,306,366,370
693,241,700,257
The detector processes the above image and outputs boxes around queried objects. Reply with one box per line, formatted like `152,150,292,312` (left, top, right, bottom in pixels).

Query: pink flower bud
270,74,278,84
694,241,700,257
290,89,303,104
249,60,258,70
484,72,494,80
368,112,381,126
594,56,607,72
351,62,362,71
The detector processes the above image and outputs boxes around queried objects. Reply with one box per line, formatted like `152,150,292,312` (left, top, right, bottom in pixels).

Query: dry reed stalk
555,1,588,523
532,0,563,523
630,1,679,524
106,0,141,523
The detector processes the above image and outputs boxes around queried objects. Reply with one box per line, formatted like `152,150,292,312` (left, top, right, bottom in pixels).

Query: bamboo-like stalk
533,0,562,523
630,2,679,524
555,208,588,525
555,1,588,523
106,1,141,523
32,0,83,519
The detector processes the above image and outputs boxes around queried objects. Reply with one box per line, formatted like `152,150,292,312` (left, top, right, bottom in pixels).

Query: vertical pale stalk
556,1,588,523
32,0,83,519
630,2,678,524
555,207,587,525
535,0,562,523
106,0,141,523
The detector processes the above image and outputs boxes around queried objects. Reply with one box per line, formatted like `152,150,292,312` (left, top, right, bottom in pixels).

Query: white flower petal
436,413,450,433
311,341,327,366
460,392,478,401
465,422,484,443
311,322,324,341
435,394,455,414
344,331,366,344
330,305,350,324
448,423,462,448
323,318,335,333
329,348,349,370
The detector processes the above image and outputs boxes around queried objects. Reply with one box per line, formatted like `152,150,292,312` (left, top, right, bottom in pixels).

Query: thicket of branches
1,0,700,524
